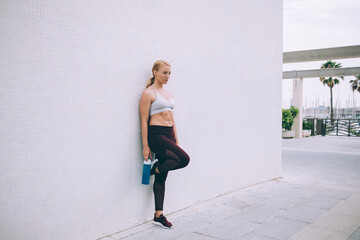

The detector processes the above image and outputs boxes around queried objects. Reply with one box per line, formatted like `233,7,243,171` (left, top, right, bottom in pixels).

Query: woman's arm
168,90,179,145
172,114,179,145
140,90,152,159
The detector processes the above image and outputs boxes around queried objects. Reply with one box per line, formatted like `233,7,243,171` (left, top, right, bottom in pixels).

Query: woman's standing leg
153,157,168,212
152,142,190,216
152,156,173,228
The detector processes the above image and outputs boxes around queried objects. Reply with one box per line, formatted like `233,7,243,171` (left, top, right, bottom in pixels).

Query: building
0,1,282,239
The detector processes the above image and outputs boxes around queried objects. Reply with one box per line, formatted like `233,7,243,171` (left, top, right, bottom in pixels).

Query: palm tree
350,76,360,118
319,60,344,125
350,76,360,93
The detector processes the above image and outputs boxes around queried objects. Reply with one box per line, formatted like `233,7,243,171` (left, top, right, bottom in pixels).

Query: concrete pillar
292,78,303,138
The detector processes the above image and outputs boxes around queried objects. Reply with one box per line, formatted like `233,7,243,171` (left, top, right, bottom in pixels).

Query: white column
292,78,303,138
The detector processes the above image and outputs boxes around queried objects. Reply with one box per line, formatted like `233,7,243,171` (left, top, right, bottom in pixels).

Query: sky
283,0,360,109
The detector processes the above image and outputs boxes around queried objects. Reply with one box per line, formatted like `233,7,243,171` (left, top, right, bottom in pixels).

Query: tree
319,60,344,125
350,76,360,93
282,106,299,131
350,76,360,118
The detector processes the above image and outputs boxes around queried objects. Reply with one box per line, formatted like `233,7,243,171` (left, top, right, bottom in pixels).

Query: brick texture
0,1,283,239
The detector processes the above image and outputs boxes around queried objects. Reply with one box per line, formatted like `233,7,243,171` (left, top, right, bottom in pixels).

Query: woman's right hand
143,146,152,161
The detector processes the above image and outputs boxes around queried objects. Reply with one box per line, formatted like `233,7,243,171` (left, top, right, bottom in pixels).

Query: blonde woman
139,60,190,229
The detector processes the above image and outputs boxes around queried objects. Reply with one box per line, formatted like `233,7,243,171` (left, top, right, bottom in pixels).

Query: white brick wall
0,1,283,239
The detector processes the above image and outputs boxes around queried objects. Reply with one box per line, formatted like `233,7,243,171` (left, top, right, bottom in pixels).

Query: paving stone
121,229,167,240
331,192,360,217
248,187,283,197
259,195,304,210
290,225,349,240
110,223,154,240
177,232,220,240
343,180,360,189
131,225,183,239
171,215,212,231
266,180,294,189
317,189,354,200
231,205,284,224
302,195,343,210
348,192,360,202
232,194,269,206
195,218,259,240
312,211,360,236
182,204,242,224
219,196,250,211
278,205,327,224
250,217,308,240
281,187,320,200
135,215,212,240
245,186,285,199
348,226,360,240
234,232,276,240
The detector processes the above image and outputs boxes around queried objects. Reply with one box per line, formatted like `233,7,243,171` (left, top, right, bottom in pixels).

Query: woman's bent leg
160,148,189,172
153,135,190,173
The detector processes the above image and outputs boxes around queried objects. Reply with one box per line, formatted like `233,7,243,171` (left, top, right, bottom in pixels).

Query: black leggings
148,125,190,211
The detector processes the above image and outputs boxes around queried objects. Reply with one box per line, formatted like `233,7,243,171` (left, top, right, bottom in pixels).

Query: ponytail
146,76,155,88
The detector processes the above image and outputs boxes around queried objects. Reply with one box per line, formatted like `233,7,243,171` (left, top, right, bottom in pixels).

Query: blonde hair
146,60,171,88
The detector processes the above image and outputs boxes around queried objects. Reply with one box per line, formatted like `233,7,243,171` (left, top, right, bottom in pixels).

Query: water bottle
141,159,152,185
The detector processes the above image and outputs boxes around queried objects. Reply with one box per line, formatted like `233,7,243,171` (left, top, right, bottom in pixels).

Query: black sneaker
150,160,159,176
153,214,173,229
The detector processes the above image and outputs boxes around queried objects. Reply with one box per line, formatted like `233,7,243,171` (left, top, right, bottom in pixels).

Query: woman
139,60,190,229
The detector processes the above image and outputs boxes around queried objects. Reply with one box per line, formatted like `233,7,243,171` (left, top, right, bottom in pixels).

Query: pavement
101,136,360,240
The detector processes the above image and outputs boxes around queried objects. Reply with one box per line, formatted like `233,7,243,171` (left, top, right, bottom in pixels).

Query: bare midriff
149,111,174,127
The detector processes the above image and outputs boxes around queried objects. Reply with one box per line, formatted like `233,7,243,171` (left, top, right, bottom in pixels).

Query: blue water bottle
141,159,152,185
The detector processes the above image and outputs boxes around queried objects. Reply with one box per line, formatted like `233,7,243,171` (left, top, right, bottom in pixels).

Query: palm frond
319,60,344,89
350,76,360,93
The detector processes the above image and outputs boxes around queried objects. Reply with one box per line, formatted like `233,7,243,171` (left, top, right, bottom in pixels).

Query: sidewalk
102,136,360,240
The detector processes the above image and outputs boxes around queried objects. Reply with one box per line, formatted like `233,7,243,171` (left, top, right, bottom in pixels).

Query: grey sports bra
149,87,175,116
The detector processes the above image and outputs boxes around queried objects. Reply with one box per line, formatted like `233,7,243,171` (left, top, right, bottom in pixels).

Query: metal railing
304,118,360,137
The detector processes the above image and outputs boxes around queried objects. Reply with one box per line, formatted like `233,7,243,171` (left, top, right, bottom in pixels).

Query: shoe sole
153,221,173,229
150,161,159,176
